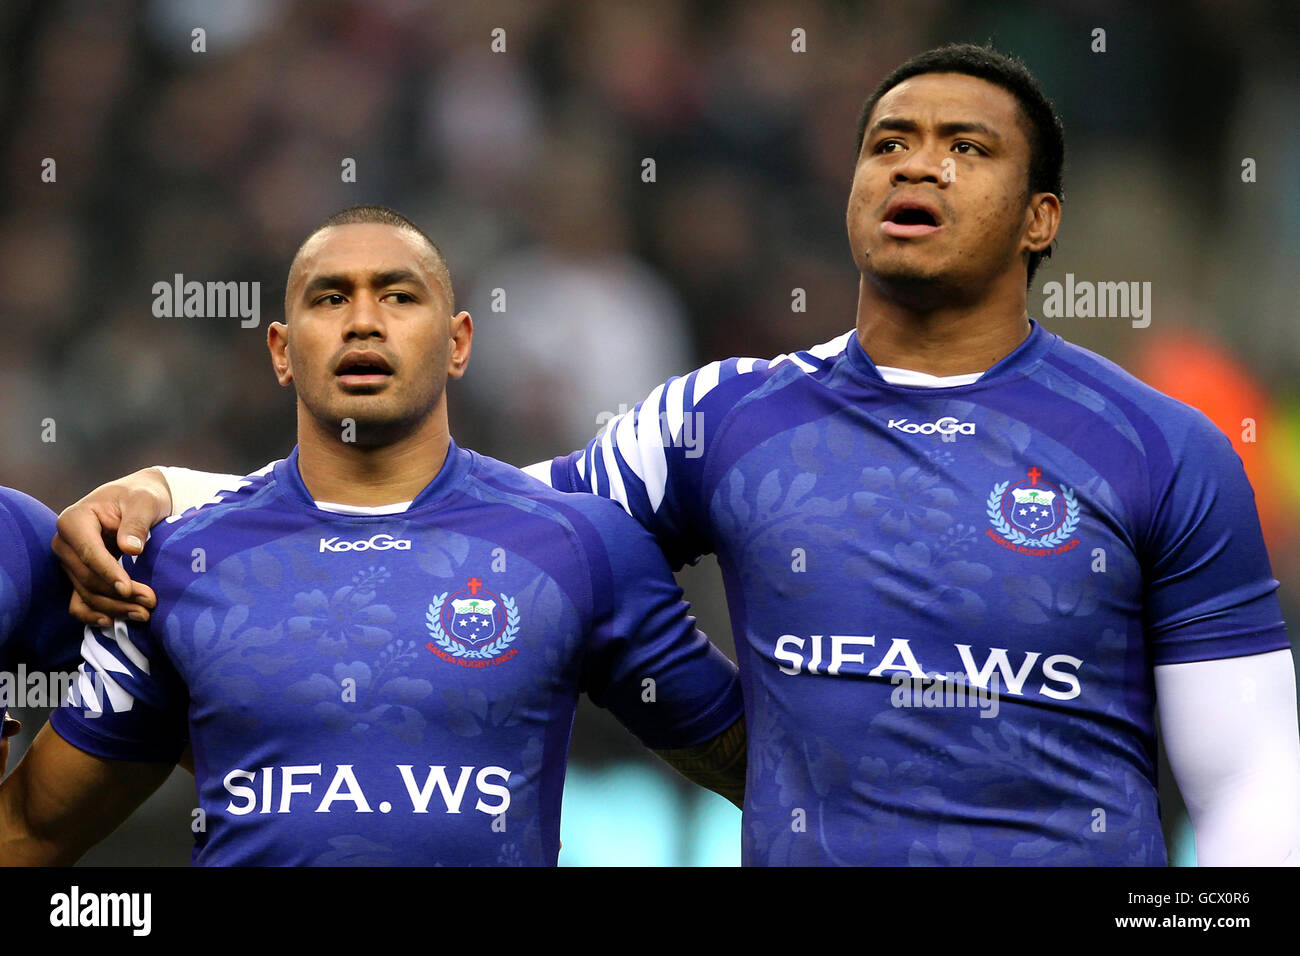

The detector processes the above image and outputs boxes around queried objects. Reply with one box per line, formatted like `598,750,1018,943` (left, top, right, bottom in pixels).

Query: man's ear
447,311,473,380
268,321,293,385
1023,192,1061,255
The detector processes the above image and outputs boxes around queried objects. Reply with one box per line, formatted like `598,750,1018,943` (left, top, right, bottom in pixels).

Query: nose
890,141,945,186
343,293,386,340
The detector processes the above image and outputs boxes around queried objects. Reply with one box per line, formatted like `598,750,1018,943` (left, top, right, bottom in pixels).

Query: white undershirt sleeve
156,466,249,517
1155,648,1300,865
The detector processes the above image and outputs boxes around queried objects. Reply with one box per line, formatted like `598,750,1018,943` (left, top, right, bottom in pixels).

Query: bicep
0,720,173,864
1155,649,1300,864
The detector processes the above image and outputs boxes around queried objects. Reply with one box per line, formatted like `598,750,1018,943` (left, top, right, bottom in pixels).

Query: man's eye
876,140,904,153
953,142,984,155
318,293,345,306
387,292,414,303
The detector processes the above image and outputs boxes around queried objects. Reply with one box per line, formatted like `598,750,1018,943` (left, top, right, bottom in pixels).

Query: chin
868,252,950,285
340,416,420,448
865,258,968,306
308,399,400,444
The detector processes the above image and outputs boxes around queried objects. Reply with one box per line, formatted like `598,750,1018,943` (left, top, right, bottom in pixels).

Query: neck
295,404,452,507
854,271,1031,376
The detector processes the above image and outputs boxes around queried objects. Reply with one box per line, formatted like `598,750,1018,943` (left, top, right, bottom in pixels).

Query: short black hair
288,204,454,313
854,43,1065,286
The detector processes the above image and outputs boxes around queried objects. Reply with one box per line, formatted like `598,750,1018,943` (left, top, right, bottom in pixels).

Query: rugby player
1,207,744,865
56,46,1299,865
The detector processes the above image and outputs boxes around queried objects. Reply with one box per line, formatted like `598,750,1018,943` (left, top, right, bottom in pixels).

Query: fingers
54,505,133,598
68,590,109,628
68,585,151,627
52,470,171,622
55,531,156,619
117,485,167,556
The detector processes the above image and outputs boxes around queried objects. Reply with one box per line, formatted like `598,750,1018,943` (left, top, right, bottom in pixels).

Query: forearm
0,755,80,865
0,812,79,865
0,722,171,865
654,716,747,809
1156,650,1300,865
1185,766,1300,865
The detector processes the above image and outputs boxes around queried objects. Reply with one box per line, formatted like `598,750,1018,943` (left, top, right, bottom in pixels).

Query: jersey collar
843,317,1056,389
275,439,474,513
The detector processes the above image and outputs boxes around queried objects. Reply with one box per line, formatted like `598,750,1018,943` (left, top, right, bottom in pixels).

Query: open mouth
335,352,394,388
881,200,943,238
891,208,938,227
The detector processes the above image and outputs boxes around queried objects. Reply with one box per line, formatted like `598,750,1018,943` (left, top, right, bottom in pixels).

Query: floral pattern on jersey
710,467,847,599
746,693,1163,866
1001,572,1099,625
717,416,994,626
442,686,524,737
287,566,396,656
854,539,992,623
851,465,957,537
285,646,432,745
170,601,295,734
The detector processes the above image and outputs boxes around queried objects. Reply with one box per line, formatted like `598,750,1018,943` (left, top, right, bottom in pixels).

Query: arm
575,498,745,805
527,337,851,567
0,721,172,865
526,371,716,570
1156,650,1300,865
52,465,244,625
1139,412,1296,862
653,715,746,809
528,354,782,568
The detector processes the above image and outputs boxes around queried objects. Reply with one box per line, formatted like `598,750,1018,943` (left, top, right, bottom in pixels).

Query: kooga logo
887,417,975,436
320,533,412,553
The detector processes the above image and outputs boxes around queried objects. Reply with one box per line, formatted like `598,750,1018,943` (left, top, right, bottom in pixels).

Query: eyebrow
868,117,1004,144
301,269,429,302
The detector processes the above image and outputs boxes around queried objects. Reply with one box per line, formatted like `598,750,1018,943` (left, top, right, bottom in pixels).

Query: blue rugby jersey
540,319,1289,865
0,487,80,680
50,443,742,866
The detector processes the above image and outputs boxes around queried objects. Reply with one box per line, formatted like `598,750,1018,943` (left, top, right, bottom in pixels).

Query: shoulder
0,486,55,602
1037,332,1229,454
141,460,284,561
678,330,856,410
0,486,56,574
0,485,56,536
465,452,642,530
463,452,660,560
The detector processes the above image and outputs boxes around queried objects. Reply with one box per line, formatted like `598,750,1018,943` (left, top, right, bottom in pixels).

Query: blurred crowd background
1,0,1297,865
